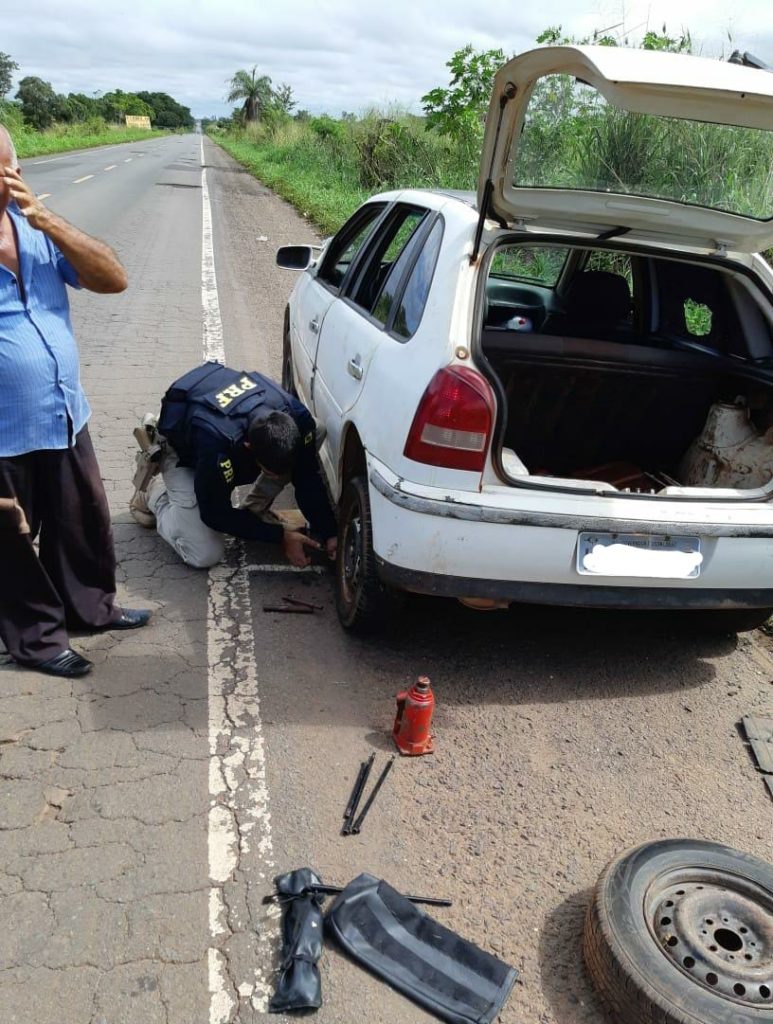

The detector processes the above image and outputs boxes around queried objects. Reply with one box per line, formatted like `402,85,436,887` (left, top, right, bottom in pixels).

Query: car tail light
403,366,495,471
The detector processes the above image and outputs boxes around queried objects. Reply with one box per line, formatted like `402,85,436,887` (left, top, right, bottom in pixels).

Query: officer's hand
2,167,53,232
325,536,338,560
282,530,320,568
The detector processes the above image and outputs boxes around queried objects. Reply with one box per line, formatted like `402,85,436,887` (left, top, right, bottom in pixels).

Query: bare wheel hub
647,870,773,1007
341,514,362,604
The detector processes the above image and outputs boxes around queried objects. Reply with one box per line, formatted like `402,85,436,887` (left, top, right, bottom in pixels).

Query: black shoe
106,608,152,630
35,649,93,678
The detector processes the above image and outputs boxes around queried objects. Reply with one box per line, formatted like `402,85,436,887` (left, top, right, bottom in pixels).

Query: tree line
0,51,193,131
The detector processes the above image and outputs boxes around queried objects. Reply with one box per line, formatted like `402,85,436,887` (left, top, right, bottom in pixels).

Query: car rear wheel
336,476,403,633
584,838,773,1024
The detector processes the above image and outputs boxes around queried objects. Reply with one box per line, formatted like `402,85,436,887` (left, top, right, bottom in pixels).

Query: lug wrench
350,756,395,835
342,753,374,835
282,595,324,611
264,885,451,908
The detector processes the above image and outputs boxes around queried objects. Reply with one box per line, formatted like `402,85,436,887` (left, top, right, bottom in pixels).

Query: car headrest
563,271,632,324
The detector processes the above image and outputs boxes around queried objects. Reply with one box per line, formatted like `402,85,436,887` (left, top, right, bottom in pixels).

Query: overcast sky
3,0,772,118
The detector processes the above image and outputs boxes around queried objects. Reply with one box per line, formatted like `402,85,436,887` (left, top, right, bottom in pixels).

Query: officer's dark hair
247,410,301,475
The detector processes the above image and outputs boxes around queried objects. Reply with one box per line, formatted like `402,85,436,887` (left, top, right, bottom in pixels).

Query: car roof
423,189,477,208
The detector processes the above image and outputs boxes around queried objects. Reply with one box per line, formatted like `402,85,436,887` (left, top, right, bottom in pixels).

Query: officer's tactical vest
158,362,296,465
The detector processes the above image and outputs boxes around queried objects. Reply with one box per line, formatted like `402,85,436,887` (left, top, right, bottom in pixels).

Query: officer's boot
130,414,162,528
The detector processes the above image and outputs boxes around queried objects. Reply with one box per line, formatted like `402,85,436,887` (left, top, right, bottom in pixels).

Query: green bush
211,105,482,234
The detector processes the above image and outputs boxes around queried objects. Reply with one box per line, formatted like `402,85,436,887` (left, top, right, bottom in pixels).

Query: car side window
655,260,741,355
371,219,432,327
391,219,443,340
351,206,427,315
317,203,386,291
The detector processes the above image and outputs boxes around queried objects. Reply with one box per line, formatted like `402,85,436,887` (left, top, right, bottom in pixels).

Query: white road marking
29,155,72,165
72,175,94,184
104,165,118,171
201,136,224,363
37,193,51,201
202,134,278,1021
124,157,133,163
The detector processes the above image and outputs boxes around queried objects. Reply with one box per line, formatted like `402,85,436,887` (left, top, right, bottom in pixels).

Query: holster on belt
0,498,30,535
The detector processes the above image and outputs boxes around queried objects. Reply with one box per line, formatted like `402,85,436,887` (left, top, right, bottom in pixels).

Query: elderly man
0,125,150,678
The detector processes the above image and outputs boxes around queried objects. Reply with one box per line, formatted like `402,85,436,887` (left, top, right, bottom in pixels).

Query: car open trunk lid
478,46,773,253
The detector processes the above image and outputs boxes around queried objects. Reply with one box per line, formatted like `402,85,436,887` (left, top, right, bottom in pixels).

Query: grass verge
16,127,171,160
211,133,369,236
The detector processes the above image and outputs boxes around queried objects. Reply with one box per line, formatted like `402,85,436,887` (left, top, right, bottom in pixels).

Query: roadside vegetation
0,49,192,158
208,26,773,264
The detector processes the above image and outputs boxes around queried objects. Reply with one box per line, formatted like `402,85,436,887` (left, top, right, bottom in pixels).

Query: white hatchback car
277,45,773,633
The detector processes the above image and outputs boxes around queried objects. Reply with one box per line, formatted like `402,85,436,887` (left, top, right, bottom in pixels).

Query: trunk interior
480,245,773,495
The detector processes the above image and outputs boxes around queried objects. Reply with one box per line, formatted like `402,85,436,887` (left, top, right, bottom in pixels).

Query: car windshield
511,74,773,221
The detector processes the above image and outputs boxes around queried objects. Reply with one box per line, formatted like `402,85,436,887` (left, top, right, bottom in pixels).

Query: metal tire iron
264,882,451,909
350,756,395,835
341,755,395,836
342,753,374,835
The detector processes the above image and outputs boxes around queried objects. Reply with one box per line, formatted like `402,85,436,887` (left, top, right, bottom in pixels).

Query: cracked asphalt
1,133,772,1024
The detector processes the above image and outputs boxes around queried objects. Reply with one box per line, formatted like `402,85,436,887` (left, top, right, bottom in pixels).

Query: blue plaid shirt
0,203,89,456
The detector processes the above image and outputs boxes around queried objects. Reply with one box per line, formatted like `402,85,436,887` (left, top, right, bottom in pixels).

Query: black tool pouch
268,868,325,1013
327,873,517,1024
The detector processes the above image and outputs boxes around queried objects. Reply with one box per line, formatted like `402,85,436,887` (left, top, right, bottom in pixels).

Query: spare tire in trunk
584,838,773,1024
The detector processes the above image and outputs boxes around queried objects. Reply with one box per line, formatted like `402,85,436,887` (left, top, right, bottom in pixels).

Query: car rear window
512,74,773,221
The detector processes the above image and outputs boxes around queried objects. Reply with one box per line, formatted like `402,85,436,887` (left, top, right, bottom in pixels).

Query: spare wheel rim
645,866,773,1008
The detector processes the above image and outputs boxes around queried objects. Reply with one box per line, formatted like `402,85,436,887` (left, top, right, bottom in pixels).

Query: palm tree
227,67,273,123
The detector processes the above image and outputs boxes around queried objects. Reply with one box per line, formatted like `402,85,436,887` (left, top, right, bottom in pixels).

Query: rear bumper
376,560,773,610
369,465,773,610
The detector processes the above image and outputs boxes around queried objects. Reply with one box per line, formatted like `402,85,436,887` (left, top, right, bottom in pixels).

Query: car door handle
309,317,320,334
347,357,363,381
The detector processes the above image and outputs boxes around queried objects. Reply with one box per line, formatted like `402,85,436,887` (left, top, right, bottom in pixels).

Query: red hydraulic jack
393,676,435,756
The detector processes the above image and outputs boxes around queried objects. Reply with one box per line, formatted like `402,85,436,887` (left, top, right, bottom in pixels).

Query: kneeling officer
130,362,337,568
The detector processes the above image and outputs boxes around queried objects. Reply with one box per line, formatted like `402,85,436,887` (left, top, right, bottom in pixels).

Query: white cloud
3,0,771,117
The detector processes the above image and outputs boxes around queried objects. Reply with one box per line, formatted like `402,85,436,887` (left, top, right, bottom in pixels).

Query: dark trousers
0,427,117,665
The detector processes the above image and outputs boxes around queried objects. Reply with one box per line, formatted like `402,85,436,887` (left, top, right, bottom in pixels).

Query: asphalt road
1,132,772,1024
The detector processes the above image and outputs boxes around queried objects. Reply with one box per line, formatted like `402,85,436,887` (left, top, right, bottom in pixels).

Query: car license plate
577,532,702,579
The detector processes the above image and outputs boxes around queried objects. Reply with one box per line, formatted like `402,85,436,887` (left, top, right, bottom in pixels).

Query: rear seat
541,270,634,344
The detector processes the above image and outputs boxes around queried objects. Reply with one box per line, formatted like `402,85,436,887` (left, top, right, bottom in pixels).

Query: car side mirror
276,245,314,271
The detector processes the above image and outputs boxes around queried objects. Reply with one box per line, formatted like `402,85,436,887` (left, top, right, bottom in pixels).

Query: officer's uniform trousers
0,427,117,665
146,446,226,570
